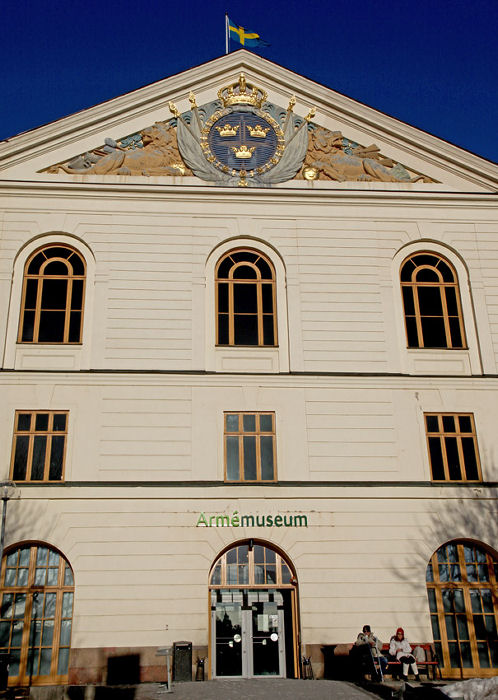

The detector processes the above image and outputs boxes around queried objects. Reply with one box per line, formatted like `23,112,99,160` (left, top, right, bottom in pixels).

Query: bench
377,643,441,680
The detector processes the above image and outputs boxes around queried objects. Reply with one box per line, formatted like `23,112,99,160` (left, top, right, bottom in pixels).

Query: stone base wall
68,646,209,685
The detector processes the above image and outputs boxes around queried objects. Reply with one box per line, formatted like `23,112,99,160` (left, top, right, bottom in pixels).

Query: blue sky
2,0,497,162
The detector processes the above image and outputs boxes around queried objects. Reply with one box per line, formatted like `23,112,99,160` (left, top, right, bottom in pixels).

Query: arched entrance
0,543,74,686
426,540,498,678
209,540,299,679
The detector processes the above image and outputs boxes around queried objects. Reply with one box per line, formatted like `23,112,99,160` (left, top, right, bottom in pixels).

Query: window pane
405,316,419,347
457,615,469,640
68,312,82,342
59,619,71,646
473,615,487,639
477,642,490,668
260,436,274,480
71,280,83,310
428,438,445,480
53,414,67,432
453,588,465,610
21,311,35,341
445,287,458,315
420,316,447,348
442,415,455,432
17,414,31,431
458,415,472,433
445,615,457,639
39,648,52,675
216,257,232,278
38,311,65,342
445,437,462,480
43,260,68,276
30,436,47,480
232,264,257,279
449,642,460,668
243,415,256,432
37,547,49,565
460,642,473,668
266,565,276,584
461,437,479,480
225,415,239,432
449,317,463,347
256,258,272,279
418,286,443,315
49,436,65,480
217,314,228,344
482,589,494,614
64,566,74,586
35,414,49,431
233,284,257,313
260,414,273,432
217,283,228,312
431,615,441,640
41,279,68,310
12,436,29,480
243,436,257,480
426,563,434,582
68,253,84,276
262,284,273,313
263,315,275,345
426,415,438,432
25,279,38,309
42,619,54,646
28,252,47,274
234,314,258,345
402,286,415,315
226,437,239,481
58,647,70,675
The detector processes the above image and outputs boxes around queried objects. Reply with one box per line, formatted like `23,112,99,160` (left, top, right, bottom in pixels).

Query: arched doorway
426,540,498,678
0,543,74,686
209,540,299,679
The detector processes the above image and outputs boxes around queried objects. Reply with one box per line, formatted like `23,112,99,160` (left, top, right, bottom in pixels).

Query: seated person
389,627,420,681
355,625,388,679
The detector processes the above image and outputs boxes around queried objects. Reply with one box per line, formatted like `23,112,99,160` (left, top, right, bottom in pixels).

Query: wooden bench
378,643,441,680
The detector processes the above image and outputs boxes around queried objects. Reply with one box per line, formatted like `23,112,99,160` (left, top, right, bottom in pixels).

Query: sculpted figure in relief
49,122,191,176
302,127,432,182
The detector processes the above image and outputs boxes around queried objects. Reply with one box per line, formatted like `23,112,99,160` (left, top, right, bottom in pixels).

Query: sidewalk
134,679,382,699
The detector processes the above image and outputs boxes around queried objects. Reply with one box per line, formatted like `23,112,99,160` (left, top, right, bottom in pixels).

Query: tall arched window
400,253,466,349
426,541,498,678
18,245,86,344
215,249,277,346
0,543,74,686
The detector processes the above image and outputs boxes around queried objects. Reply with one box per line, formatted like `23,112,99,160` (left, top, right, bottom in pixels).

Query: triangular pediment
1,51,496,191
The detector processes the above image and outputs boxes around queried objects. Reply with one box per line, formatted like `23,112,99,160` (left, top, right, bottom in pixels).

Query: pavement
146,679,381,699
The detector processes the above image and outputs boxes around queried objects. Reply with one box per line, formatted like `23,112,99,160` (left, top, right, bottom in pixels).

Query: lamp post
0,481,17,568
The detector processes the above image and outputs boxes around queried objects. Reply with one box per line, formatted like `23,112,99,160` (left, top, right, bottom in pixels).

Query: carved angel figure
303,127,431,183
49,123,190,176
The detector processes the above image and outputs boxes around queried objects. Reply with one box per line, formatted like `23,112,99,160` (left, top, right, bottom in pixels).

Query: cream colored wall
5,488,496,650
2,374,498,484
1,191,497,375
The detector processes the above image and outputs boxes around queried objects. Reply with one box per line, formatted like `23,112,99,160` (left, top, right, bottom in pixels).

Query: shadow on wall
66,655,140,700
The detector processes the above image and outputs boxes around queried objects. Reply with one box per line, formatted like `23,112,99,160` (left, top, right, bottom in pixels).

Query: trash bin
0,653,9,691
173,641,192,682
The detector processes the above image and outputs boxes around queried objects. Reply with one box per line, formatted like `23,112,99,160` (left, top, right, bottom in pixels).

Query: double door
211,589,286,678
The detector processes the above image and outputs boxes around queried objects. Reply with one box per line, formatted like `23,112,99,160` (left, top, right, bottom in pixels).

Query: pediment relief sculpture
45,74,434,185
46,122,191,177
298,126,435,183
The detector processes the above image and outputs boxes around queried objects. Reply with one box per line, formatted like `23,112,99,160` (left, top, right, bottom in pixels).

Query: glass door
212,591,243,677
249,590,285,676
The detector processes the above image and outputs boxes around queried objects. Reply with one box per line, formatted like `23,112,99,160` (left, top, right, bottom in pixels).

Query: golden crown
231,145,256,159
215,124,240,137
246,124,270,138
218,73,267,108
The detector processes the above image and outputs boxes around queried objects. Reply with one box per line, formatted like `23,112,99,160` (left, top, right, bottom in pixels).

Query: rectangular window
10,411,68,482
224,412,276,482
425,413,481,482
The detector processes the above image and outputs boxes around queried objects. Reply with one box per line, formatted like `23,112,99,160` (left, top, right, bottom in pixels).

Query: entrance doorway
209,541,299,678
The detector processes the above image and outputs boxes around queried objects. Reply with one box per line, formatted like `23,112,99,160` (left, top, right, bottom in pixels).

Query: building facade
0,52,497,685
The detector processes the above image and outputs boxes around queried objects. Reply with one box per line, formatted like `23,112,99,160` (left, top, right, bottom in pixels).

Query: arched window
210,542,294,587
426,541,498,678
0,543,74,686
400,253,466,349
18,245,86,344
215,249,277,346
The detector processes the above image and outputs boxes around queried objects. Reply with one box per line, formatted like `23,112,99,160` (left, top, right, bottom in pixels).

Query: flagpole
225,14,229,54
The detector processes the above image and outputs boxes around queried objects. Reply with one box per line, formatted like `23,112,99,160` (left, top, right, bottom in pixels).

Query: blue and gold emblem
203,110,284,175
171,73,314,187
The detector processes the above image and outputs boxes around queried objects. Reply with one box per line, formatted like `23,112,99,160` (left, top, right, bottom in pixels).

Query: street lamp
0,481,17,568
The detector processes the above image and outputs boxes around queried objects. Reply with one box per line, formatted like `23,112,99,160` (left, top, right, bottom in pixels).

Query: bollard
195,657,205,681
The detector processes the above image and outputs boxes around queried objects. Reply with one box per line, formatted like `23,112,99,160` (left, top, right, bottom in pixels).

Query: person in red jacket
389,628,420,681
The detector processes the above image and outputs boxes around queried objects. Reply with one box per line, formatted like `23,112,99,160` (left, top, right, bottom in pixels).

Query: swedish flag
227,17,269,47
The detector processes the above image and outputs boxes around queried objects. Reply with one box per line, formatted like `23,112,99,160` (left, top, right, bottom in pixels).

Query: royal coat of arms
170,73,314,187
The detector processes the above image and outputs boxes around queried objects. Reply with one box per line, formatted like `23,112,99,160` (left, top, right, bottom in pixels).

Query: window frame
215,248,277,347
400,252,467,349
424,412,482,483
10,411,69,483
0,543,74,686
18,245,86,345
224,411,277,483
